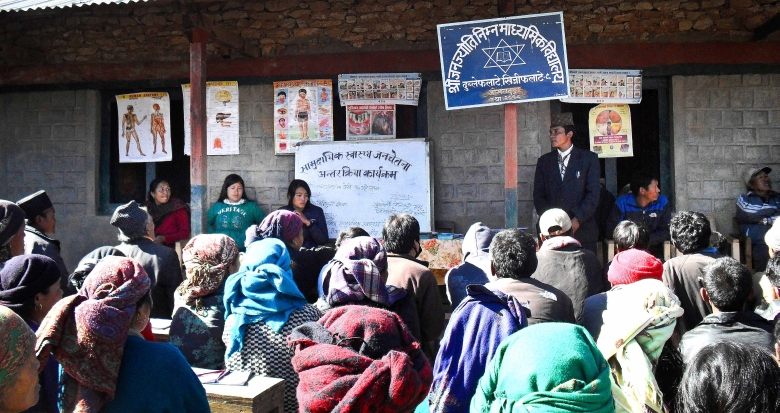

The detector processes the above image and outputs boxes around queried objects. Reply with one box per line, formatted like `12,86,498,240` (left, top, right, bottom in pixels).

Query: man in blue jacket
607,171,672,259
736,166,780,272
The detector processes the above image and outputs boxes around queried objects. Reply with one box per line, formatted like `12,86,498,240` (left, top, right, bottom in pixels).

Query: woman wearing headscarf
0,200,27,268
0,305,41,413
316,236,420,339
169,234,239,369
0,255,63,413
288,305,432,413
471,323,614,413
245,210,335,302
223,237,322,413
35,256,209,412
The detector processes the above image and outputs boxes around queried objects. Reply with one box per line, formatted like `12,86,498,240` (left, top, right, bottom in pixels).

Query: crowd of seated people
3,183,780,413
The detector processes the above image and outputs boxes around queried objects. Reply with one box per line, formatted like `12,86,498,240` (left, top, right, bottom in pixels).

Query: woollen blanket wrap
595,279,683,413
181,234,239,305
223,237,306,359
0,305,36,395
471,323,614,413
288,305,432,413
428,285,527,413
35,256,151,413
324,236,405,307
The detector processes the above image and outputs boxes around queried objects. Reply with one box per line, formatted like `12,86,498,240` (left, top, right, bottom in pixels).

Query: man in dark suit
533,112,601,254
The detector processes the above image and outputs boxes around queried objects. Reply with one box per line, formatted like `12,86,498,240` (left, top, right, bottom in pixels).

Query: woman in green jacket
207,174,266,251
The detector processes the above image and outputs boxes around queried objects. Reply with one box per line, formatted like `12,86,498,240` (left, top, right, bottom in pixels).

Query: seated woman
0,305,41,413
288,305,432,412
223,237,322,413
279,179,329,248
0,254,62,413
471,323,614,413
170,234,239,369
145,178,190,248
246,210,334,302
208,174,266,252
316,236,420,340
36,256,209,412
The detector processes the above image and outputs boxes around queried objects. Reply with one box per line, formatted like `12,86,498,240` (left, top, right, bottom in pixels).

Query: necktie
558,151,570,179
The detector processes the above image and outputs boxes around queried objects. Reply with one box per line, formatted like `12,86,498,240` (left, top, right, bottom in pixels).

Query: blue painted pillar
188,28,209,235
504,103,518,229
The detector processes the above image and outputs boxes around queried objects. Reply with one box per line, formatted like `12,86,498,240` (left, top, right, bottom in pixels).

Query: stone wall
0,90,116,270
1,0,777,66
672,74,780,235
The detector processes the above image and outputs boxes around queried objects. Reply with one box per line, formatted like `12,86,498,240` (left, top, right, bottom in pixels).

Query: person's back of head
702,256,752,312
676,342,780,413
709,230,730,256
110,201,153,243
538,208,572,240
335,226,370,248
489,229,537,280
613,220,650,252
382,214,419,255
765,256,780,290
629,171,655,198
670,211,711,254
462,222,494,261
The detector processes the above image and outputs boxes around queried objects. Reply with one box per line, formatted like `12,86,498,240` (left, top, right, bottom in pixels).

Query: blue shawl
223,238,306,358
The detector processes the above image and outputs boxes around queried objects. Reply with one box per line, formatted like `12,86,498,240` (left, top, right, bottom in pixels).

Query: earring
35,303,42,312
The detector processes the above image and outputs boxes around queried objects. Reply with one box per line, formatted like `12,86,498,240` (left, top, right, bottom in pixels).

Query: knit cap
109,201,149,234
0,200,26,247
608,249,663,286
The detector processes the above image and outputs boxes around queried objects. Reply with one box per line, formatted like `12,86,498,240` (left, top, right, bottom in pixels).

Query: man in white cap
533,112,601,254
16,190,69,291
532,208,606,319
736,165,780,272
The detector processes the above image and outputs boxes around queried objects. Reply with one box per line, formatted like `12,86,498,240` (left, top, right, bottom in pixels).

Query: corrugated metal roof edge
0,0,154,13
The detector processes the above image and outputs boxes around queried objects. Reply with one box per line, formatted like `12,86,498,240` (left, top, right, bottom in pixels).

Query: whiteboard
295,139,432,239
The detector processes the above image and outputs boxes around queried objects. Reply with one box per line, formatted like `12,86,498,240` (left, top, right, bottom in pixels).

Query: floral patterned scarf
179,234,239,307
0,305,35,396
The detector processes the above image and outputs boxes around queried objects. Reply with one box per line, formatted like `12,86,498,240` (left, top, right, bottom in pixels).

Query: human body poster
337,73,421,106
346,104,396,140
438,12,569,110
182,81,240,156
273,79,334,155
562,69,642,104
116,92,172,163
589,103,634,158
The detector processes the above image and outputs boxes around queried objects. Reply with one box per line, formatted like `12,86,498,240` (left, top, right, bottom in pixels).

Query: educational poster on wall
437,12,569,110
562,69,642,104
337,73,421,106
273,79,334,155
346,104,396,140
589,103,633,158
295,139,432,238
182,81,240,156
116,92,172,163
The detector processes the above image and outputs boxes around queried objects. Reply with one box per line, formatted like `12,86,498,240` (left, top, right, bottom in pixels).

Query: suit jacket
533,147,601,243
116,238,183,319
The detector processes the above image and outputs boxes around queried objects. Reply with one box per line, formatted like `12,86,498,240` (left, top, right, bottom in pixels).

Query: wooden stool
204,376,285,413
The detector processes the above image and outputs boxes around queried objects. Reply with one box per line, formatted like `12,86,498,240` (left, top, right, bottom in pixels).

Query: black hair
765,256,780,289
217,174,250,203
277,91,286,97
489,229,538,279
147,178,169,203
630,171,656,198
336,226,370,248
298,88,307,95
656,341,685,411
676,342,780,413
136,289,153,313
613,220,650,251
382,214,420,254
563,125,575,136
709,231,730,256
702,256,752,312
774,317,780,346
286,179,312,210
669,211,711,254
127,105,133,111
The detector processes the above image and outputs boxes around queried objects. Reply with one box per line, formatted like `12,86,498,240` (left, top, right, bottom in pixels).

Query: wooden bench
204,375,285,413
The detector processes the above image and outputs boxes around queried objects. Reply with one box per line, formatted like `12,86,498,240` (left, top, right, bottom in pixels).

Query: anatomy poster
116,92,172,163
337,73,421,106
562,69,642,104
273,79,334,155
182,81,240,156
346,104,396,140
588,103,633,158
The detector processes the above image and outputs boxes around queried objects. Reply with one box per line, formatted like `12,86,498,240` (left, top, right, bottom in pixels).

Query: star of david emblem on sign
482,39,525,74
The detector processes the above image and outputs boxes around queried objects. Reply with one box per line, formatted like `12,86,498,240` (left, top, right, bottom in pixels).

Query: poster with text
273,79,333,155
562,69,642,104
589,103,633,158
182,81,240,156
116,92,172,163
337,73,421,106
346,104,396,140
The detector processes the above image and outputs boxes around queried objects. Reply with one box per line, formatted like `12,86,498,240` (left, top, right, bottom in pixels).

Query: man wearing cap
736,166,780,272
533,112,601,254
0,200,26,268
532,208,606,320
16,190,69,291
111,200,182,319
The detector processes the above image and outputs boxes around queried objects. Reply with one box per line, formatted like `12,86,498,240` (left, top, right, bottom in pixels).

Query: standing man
16,190,69,291
533,112,601,253
736,166,780,272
